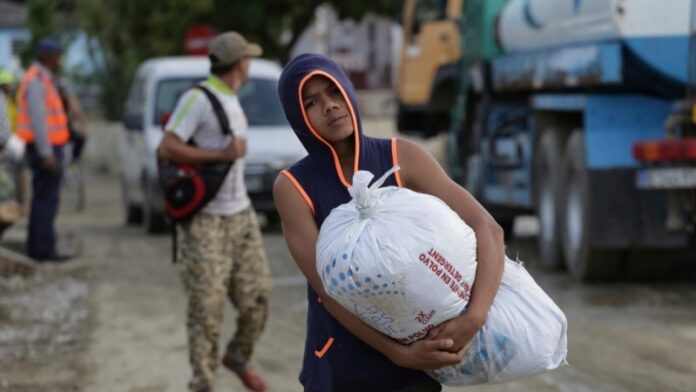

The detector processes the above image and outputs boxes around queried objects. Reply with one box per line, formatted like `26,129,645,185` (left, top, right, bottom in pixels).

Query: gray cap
208,31,262,67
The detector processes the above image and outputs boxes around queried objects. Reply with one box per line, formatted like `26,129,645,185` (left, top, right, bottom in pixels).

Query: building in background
0,1,29,75
291,4,402,90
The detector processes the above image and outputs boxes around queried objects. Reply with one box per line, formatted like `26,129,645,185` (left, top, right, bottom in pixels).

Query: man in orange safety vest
16,37,72,261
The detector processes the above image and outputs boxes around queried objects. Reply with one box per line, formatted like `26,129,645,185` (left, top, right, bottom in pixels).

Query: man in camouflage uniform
158,32,272,392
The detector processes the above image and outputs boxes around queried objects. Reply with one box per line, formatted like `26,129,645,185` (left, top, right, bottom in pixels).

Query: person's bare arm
157,132,246,164
273,174,466,370
397,138,505,351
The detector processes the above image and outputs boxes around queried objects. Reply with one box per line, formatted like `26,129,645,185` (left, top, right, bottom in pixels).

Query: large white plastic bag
317,168,479,343
316,168,568,386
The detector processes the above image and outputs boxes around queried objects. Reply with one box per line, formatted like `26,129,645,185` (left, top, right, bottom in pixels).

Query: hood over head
278,53,363,187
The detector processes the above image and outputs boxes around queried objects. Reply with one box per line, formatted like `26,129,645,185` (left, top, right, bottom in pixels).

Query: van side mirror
122,112,143,131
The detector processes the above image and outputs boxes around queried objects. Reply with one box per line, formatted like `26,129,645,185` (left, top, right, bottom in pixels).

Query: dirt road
0,123,695,391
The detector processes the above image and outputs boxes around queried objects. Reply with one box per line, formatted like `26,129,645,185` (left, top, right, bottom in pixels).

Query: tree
74,0,212,119
74,0,398,119
20,0,80,67
205,0,396,63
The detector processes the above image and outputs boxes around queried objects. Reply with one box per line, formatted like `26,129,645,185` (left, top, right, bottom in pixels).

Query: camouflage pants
177,208,272,392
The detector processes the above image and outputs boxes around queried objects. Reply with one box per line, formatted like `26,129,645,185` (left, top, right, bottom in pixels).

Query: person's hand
427,310,486,353
389,338,466,370
41,156,60,172
222,138,247,161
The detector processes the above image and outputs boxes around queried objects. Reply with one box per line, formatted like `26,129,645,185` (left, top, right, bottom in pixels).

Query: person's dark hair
210,55,238,77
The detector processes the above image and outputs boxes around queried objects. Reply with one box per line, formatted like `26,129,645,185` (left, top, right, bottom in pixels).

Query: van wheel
534,130,565,270
121,175,142,225
561,131,623,281
264,211,282,231
143,178,167,234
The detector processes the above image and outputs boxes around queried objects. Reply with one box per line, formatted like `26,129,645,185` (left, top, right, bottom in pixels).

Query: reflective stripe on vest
16,64,69,145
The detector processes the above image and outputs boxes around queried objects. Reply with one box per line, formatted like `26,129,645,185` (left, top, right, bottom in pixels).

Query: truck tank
497,0,691,85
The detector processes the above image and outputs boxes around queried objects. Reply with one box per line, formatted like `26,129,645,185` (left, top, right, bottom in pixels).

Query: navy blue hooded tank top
277,54,434,391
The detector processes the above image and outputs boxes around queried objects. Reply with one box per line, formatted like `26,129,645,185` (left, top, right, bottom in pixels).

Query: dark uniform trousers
26,144,63,259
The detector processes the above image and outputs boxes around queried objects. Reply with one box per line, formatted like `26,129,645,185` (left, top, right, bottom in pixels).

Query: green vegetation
24,0,395,119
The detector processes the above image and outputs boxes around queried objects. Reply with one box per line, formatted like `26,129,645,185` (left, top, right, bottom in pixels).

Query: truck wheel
121,175,142,225
534,130,565,270
425,110,450,138
497,217,515,240
561,131,622,281
143,178,167,234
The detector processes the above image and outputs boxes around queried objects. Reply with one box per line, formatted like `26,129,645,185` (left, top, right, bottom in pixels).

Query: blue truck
397,0,695,280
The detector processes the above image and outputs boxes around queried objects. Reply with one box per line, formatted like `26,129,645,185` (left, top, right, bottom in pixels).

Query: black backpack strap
195,85,235,138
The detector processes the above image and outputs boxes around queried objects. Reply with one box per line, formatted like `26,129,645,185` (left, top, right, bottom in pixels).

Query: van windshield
154,77,288,127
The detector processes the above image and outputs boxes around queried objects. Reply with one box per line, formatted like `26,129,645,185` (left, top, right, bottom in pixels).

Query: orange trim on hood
391,138,403,187
297,70,360,188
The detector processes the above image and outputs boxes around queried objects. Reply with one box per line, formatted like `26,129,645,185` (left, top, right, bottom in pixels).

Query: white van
120,56,305,232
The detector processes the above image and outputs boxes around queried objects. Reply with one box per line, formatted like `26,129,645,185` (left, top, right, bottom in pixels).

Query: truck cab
397,0,462,137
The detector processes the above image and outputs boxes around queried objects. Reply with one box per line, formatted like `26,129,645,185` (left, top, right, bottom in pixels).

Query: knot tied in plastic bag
348,166,400,220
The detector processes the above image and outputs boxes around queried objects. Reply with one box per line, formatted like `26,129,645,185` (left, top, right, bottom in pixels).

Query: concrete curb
0,245,35,278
